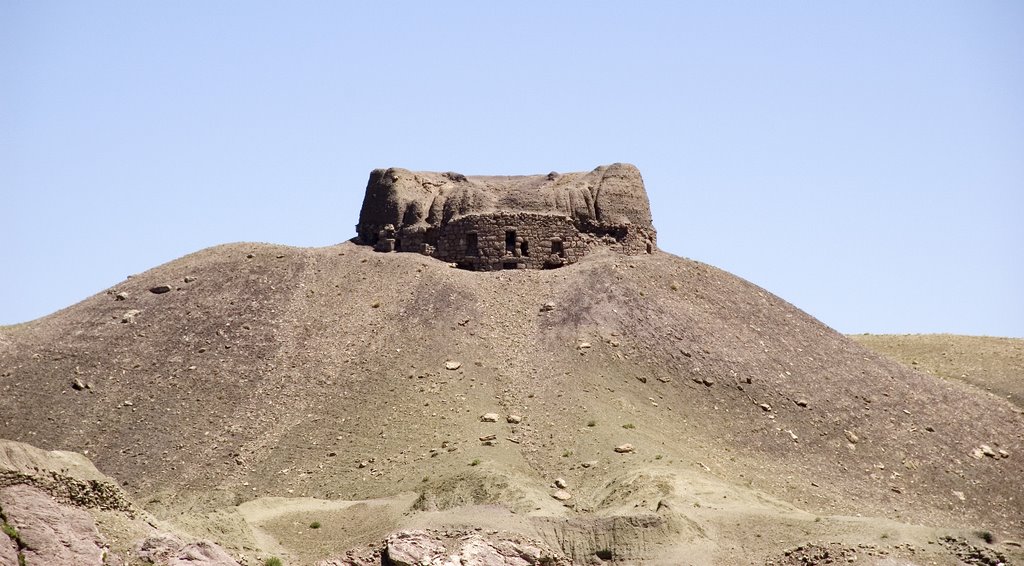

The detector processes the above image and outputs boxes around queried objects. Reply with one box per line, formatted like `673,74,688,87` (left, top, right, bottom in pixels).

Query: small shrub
264,558,283,566
622,423,635,430
1,522,17,540
562,450,573,458
654,454,663,460
976,530,995,544
469,459,481,466
309,521,321,529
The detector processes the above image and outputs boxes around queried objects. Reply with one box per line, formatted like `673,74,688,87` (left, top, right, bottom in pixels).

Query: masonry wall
368,212,656,270
432,213,587,270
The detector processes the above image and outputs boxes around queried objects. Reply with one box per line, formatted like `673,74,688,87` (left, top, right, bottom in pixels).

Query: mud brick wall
432,213,585,270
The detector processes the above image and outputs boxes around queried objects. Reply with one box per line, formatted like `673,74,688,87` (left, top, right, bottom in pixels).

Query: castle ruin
355,163,656,270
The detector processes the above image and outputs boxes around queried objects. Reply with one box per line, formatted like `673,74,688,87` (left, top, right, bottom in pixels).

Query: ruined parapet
355,163,657,270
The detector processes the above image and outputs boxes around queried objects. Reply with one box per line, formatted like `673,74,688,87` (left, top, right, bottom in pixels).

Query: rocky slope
1,241,1022,564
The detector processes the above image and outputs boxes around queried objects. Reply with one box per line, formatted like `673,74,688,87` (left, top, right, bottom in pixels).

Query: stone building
355,163,657,270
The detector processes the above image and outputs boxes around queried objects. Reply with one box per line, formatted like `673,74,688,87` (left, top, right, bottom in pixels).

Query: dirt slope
852,333,1024,409
1,241,1022,564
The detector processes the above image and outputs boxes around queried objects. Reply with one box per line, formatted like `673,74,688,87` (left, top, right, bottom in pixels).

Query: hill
851,334,1024,409
1,241,1022,565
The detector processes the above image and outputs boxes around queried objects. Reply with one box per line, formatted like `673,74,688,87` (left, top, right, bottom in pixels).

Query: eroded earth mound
1,238,1022,564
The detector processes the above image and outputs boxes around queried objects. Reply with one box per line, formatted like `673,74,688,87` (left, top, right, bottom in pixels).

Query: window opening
551,239,564,258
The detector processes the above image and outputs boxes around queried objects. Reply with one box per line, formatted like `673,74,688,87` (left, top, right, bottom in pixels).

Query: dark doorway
465,233,479,256
521,239,529,257
505,230,516,254
551,239,564,257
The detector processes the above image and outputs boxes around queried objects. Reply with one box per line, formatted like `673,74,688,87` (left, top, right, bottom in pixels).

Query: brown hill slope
851,334,1024,409
1,242,1022,562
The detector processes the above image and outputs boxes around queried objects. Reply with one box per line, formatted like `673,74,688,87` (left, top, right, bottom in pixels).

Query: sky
2,2,1022,337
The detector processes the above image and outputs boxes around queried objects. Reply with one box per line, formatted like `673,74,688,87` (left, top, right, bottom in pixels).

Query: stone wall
434,213,589,270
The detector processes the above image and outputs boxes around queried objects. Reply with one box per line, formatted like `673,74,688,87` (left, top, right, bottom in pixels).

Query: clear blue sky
3,2,1022,337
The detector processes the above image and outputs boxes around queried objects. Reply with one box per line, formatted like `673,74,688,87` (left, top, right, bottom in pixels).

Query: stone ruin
355,163,657,270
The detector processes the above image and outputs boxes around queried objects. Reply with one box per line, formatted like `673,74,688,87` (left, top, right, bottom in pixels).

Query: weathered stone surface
355,164,656,270
0,484,105,566
135,534,241,566
0,533,18,566
480,413,500,423
149,285,172,294
615,444,635,453
323,529,569,566
384,530,447,566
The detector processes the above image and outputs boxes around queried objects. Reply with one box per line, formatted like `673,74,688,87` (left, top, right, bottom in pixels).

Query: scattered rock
577,342,592,350
614,444,634,454
357,461,368,469
479,434,497,442
71,378,86,391
979,444,997,458
149,285,172,294
506,415,522,424
183,276,197,283
795,399,809,407
701,377,714,387
114,291,128,301
636,375,648,383
444,360,462,370
480,413,500,423
551,489,572,501
540,302,556,312
121,309,142,324
580,461,598,468
759,403,772,412
999,449,1010,458
554,478,568,488
844,430,859,444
